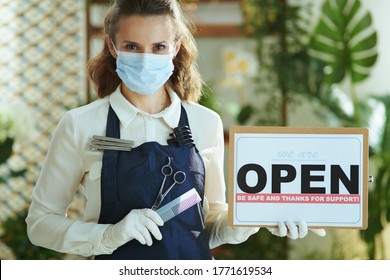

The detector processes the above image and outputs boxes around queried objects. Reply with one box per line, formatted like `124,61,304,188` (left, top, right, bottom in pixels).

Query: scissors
151,157,186,210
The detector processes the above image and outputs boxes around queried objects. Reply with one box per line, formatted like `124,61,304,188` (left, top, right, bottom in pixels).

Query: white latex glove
267,220,326,240
101,208,164,249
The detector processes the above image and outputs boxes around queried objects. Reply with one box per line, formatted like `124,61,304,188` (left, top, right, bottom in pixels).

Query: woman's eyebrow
121,40,169,46
153,41,168,45
122,40,140,45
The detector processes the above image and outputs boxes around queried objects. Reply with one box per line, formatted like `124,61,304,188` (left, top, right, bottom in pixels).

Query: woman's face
109,15,180,56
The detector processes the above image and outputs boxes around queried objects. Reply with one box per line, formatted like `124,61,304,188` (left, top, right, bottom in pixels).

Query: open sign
228,126,369,229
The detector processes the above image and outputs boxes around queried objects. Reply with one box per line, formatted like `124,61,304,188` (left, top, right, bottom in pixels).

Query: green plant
0,208,64,259
199,82,222,115
241,0,312,126
238,0,389,259
0,102,31,181
213,229,289,260
308,0,378,126
307,0,390,260
0,137,14,165
0,142,27,183
359,96,390,259
0,135,26,184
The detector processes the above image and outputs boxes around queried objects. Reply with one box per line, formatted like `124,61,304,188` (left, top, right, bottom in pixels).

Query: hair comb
156,188,201,222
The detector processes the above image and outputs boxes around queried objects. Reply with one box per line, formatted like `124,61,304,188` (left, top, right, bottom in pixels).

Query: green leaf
324,63,346,84
309,0,378,84
310,38,344,59
372,96,390,153
385,169,390,222
349,12,372,38
344,0,361,25
352,54,378,68
351,34,377,55
0,137,14,165
199,83,221,115
237,104,254,125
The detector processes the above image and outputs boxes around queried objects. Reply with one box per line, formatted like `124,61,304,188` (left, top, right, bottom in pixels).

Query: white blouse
26,87,258,257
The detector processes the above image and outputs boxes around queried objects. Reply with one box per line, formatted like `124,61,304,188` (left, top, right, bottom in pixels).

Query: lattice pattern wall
0,0,86,259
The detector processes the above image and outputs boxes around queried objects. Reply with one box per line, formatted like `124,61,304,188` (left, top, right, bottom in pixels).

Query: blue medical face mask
112,43,175,95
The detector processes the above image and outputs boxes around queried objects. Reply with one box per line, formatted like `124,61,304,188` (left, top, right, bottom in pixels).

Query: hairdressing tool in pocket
152,157,186,210
156,188,201,222
167,125,195,147
89,135,134,151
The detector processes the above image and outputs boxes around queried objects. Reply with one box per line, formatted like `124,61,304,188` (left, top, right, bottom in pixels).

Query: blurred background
0,0,389,260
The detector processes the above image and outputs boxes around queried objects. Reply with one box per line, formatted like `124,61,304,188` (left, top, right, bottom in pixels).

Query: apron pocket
190,202,205,239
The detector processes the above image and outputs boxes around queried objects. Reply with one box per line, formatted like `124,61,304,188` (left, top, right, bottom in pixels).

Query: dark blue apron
95,105,212,260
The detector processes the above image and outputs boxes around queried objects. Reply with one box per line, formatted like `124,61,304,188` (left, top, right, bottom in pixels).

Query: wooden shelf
183,0,243,37
195,24,242,37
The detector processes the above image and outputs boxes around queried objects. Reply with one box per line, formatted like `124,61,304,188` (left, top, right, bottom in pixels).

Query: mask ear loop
109,38,118,59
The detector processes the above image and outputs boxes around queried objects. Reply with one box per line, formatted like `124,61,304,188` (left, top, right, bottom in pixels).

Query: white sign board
228,126,369,229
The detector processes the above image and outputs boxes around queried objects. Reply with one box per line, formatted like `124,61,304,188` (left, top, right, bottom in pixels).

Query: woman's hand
267,220,326,239
102,208,164,249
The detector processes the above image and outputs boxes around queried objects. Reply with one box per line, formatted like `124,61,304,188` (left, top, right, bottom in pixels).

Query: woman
26,0,324,260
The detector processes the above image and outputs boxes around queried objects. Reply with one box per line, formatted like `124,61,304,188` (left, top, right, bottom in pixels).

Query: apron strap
178,104,189,127
99,106,120,223
175,104,200,152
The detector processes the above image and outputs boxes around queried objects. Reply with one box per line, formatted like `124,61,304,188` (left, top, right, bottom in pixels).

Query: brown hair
87,0,203,102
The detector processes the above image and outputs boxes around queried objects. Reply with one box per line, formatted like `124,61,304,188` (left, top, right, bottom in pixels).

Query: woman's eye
155,44,166,51
125,44,138,51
